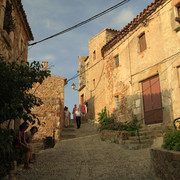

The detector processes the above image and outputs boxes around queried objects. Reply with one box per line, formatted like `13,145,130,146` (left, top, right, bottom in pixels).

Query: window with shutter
176,5,180,22
139,32,147,52
114,54,119,68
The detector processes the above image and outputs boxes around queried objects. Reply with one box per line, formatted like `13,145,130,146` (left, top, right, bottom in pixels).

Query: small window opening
93,50,96,60
114,95,119,108
114,54,119,68
139,32,147,52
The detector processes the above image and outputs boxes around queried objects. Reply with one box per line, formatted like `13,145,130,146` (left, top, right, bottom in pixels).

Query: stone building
0,0,33,129
0,0,33,61
29,62,67,140
79,0,180,129
78,29,119,119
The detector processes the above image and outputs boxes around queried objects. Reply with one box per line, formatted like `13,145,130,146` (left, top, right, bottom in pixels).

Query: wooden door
142,75,163,124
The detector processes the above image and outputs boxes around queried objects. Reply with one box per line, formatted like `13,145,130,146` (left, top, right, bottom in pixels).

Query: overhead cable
28,0,130,46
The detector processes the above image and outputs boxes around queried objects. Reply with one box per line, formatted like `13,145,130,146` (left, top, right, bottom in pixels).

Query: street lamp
71,83,78,91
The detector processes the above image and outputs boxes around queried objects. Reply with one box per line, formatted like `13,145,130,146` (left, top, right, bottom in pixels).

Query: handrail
173,117,180,130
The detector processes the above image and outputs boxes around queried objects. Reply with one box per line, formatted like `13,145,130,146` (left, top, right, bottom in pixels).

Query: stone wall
0,0,33,62
0,0,33,130
150,148,180,180
29,74,66,140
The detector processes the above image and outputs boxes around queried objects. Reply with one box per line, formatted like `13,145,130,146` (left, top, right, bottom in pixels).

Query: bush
98,107,140,134
0,57,50,126
0,128,17,178
162,129,180,151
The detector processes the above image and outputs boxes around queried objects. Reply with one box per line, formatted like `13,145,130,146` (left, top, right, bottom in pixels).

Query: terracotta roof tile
101,0,168,56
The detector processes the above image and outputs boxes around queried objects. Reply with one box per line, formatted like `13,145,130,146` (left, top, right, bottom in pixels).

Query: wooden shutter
139,33,147,52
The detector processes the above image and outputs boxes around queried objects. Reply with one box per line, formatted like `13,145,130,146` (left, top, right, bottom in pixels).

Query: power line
66,0,175,84
28,0,130,46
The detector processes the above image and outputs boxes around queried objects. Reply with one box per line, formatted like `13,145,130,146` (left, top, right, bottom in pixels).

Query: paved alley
16,121,159,180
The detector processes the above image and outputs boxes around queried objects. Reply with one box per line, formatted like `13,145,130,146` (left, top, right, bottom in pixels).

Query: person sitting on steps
17,121,33,169
25,126,38,163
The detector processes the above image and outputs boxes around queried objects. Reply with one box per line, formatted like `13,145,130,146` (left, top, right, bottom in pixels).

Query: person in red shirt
80,103,87,122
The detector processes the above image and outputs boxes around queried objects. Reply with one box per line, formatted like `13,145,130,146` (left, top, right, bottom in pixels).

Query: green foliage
0,56,51,125
98,106,107,125
0,128,17,178
123,115,141,134
98,107,140,134
162,129,180,151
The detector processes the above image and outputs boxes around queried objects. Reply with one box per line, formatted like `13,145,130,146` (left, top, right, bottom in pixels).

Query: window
93,79,95,89
178,6,180,16
114,54,119,68
3,1,14,34
114,95,119,108
139,32,147,52
175,5,180,22
93,50,96,60
172,0,180,23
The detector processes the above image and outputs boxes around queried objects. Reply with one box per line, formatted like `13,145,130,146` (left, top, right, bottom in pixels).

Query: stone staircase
122,125,169,150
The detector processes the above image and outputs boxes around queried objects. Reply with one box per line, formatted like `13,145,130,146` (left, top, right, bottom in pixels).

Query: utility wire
28,0,130,46
66,0,175,84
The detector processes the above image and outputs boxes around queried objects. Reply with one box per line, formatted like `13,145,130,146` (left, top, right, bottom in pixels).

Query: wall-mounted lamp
71,83,78,91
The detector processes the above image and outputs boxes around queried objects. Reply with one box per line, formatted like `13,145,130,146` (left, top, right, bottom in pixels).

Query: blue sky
22,0,153,114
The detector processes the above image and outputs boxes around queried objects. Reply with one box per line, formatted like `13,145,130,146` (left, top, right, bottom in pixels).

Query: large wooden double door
142,75,163,124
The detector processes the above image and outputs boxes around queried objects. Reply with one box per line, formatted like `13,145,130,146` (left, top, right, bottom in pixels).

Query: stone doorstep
122,144,148,150
138,130,165,138
122,138,153,145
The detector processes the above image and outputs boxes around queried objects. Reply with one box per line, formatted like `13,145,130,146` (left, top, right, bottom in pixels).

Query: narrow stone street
16,121,160,180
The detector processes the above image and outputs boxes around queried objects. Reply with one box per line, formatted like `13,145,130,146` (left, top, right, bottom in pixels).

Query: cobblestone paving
16,121,160,180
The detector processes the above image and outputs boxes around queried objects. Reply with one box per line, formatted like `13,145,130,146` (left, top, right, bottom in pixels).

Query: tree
0,56,51,127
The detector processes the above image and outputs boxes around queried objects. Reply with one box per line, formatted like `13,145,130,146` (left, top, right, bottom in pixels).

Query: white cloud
111,8,135,27
28,54,55,62
43,19,64,31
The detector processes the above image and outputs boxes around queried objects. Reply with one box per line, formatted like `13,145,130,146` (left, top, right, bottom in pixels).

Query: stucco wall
79,1,180,127
79,29,119,121
103,1,180,126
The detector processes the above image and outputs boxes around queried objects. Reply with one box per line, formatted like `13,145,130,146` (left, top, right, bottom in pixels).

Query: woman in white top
75,108,81,129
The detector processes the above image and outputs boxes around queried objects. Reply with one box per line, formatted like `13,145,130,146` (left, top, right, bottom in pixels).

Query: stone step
138,130,164,138
123,138,153,145
122,143,152,150
140,126,168,133
128,135,153,141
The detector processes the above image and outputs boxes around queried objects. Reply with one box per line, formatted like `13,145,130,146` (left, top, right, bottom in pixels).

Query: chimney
42,61,48,71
